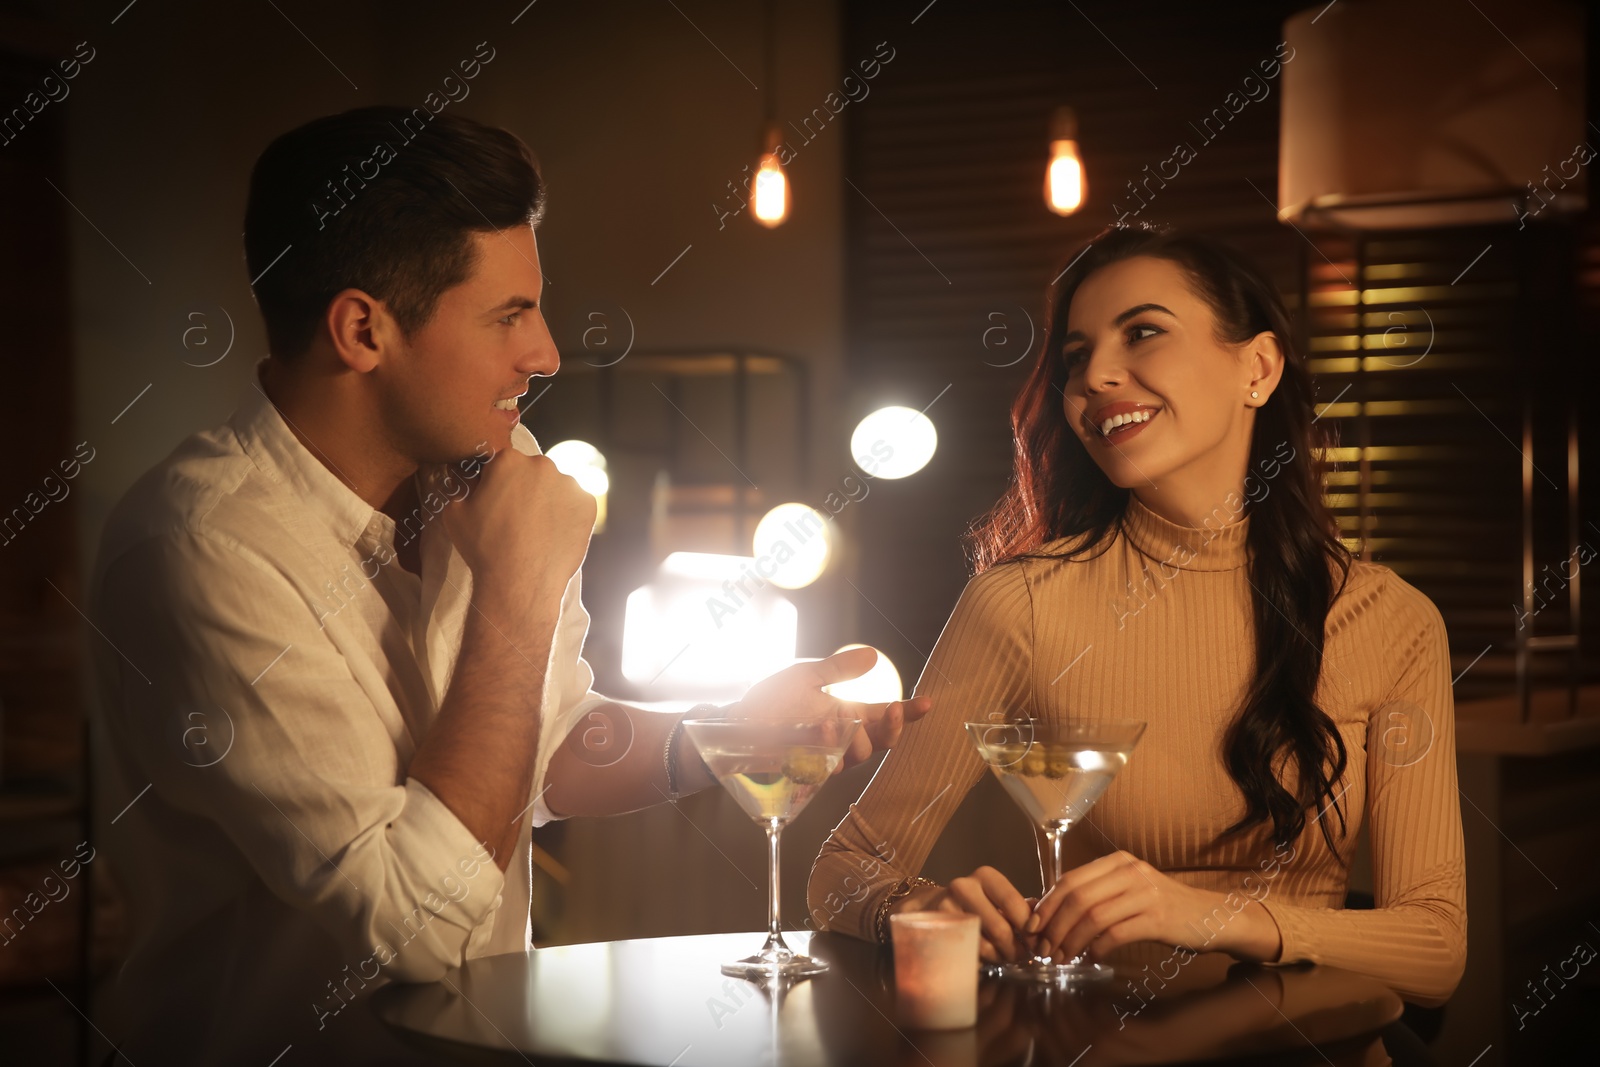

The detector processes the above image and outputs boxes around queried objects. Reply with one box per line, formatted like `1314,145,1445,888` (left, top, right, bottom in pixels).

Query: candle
890,911,980,1029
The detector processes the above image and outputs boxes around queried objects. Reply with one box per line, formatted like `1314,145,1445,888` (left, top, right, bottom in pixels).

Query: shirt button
492,893,504,910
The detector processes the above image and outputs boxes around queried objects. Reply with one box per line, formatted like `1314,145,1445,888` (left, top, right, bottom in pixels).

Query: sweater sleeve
1256,577,1468,1007
806,562,1035,942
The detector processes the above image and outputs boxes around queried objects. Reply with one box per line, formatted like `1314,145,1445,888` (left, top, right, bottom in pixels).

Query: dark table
371,931,1406,1066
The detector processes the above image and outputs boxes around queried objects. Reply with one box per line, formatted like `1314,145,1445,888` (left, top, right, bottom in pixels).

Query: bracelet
874,876,939,945
665,703,721,800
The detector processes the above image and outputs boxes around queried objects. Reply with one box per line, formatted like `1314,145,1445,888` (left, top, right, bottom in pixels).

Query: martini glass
964,718,1146,986
682,714,863,980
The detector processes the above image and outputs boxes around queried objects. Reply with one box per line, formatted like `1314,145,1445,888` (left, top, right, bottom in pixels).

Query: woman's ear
1245,330,1286,407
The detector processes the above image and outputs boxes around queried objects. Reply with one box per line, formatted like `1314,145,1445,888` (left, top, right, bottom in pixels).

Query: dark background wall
841,0,1307,684
0,1,1594,1064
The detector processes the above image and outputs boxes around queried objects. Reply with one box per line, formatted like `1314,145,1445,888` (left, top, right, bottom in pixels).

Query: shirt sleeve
525,567,609,827
807,562,1035,942
1255,577,1468,1007
96,529,508,983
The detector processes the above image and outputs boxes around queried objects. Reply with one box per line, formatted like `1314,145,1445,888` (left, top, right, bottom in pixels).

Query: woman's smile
1088,402,1162,444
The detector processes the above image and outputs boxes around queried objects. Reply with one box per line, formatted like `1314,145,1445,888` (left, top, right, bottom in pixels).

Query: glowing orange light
1045,107,1086,216
753,123,789,227
754,156,788,226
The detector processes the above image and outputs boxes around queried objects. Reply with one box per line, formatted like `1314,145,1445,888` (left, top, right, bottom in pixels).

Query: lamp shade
1279,0,1585,230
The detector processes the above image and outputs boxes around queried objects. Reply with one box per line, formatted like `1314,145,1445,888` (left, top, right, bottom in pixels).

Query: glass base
984,956,1113,987
721,948,829,980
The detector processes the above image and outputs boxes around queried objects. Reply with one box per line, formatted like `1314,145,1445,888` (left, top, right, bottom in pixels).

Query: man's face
378,224,557,464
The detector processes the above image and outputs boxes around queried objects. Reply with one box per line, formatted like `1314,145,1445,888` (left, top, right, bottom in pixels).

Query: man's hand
731,645,931,768
429,448,595,620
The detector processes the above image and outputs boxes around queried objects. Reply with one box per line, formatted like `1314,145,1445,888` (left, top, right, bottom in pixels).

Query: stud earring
1250,390,1259,399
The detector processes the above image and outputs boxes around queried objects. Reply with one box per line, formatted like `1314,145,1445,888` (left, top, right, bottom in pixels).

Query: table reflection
806,935,1401,1067
372,932,1402,1066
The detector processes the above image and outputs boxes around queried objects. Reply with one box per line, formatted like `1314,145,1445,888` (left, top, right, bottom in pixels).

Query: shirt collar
229,359,548,549
1121,491,1251,572
230,358,379,549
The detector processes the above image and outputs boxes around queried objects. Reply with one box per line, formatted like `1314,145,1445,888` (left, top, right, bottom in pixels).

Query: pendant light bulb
753,123,789,228
1046,106,1086,216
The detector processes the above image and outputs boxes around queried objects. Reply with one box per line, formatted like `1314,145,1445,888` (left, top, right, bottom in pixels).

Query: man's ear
323,288,393,373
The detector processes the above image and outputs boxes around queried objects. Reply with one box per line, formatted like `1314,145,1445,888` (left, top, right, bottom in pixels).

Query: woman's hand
1028,850,1284,964
900,867,1036,963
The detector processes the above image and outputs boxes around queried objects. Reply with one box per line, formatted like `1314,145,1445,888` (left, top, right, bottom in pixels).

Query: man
89,106,928,1065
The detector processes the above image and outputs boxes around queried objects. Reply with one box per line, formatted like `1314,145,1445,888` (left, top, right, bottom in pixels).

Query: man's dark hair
244,105,544,360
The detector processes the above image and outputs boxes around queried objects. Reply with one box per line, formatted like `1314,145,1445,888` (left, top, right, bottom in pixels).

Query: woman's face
1059,255,1275,507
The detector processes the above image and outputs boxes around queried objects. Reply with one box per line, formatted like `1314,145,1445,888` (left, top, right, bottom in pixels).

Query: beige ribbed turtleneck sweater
808,494,1467,1007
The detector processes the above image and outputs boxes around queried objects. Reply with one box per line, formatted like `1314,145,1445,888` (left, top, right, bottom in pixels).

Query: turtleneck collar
1120,492,1251,572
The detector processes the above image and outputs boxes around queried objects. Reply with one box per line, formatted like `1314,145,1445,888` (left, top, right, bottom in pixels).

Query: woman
807,225,1466,1007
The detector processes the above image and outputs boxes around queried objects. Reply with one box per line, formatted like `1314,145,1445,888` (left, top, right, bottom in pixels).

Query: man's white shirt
90,359,603,1064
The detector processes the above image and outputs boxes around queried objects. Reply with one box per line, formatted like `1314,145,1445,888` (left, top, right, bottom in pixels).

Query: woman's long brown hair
967,224,1354,856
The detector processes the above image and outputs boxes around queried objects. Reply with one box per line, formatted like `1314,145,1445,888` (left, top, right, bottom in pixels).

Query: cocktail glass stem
759,819,790,959
1031,825,1089,968
1045,825,1065,894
